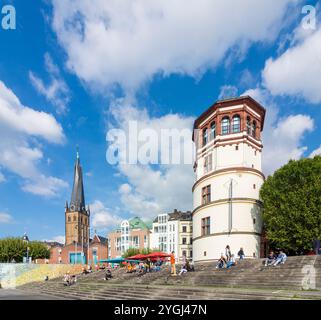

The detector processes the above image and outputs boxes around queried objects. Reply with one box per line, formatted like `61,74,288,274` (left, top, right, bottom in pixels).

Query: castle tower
192,96,266,262
65,150,90,246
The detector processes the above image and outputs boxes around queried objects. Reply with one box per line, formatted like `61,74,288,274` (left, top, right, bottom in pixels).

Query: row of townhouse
107,209,193,262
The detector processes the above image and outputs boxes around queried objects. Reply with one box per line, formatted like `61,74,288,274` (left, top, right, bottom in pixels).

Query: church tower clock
65,150,90,246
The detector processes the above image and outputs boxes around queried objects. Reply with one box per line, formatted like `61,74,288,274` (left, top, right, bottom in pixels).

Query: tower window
221,117,230,135
204,251,207,256
252,121,257,138
210,122,216,140
253,218,256,224
254,150,257,156
202,185,211,205
232,115,241,133
203,154,212,174
246,117,251,135
235,145,239,151
253,184,256,189
201,217,211,236
202,128,208,146
68,215,71,222
73,215,76,222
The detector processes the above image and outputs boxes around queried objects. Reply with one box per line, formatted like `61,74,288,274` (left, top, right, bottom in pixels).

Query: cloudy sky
0,0,321,242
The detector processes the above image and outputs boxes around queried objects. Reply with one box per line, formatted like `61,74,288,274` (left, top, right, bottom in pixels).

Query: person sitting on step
215,254,227,269
273,250,287,266
264,251,276,266
237,247,245,261
226,254,237,268
179,264,188,276
103,269,112,281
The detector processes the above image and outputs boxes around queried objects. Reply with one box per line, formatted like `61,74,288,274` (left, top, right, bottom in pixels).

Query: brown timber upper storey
192,95,266,141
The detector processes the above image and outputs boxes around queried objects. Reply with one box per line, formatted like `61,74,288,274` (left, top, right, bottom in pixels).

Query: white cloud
309,145,321,158
0,80,67,197
0,171,5,183
51,0,295,92
0,212,13,224
43,235,65,244
90,200,123,230
263,27,321,103
218,85,238,100
108,98,195,219
29,53,70,114
243,88,314,175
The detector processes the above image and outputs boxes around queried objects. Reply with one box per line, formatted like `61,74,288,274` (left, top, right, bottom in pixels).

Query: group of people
215,245,245,269
63,271,77,286
264,250,287,266
171,252,195,276
125,257,165,276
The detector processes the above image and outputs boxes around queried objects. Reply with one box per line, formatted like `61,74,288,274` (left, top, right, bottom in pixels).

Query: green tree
260,156,321,254
0,238,50,262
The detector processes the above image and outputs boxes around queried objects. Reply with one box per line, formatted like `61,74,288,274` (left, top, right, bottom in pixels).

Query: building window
190,226,193,233
73,215,76,222
201,217,211,236
210,122,216,140
68,215,71,222
182,226,187,233
253,184,256,189
235,145,239,151
190,237,193,244
204,251,207,257
190,250,193,258
252,121,257,138
232,115,241,133
202,185,211,205
253,218,256,224
182,238,187,245
254,150,257,156
221,117,230,135
202,128,208,146
246,116,251,135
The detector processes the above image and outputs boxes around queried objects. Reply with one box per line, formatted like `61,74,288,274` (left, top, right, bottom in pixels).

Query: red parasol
145,252,171,259
127,254,148,260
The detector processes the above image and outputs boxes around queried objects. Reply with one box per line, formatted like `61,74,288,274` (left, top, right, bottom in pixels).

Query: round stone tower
192,96,266,262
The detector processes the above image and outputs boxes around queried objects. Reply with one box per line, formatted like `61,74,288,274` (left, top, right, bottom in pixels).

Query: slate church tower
65,150,90,246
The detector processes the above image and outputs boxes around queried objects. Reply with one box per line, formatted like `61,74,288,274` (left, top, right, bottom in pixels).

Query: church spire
70,148,86,212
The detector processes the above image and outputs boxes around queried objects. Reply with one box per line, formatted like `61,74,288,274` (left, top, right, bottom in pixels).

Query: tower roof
193,95,266,136
70,150,86,212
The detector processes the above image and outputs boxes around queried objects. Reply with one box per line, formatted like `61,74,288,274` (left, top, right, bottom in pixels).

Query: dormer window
221,117,230,135
232,115,241,133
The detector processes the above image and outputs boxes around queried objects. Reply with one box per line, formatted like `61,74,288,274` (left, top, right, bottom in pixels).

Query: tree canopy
260,156,321,254
122,247,160,258
0,238,50,262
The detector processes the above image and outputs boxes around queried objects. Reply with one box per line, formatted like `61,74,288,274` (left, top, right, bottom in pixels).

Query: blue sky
0,0,321,242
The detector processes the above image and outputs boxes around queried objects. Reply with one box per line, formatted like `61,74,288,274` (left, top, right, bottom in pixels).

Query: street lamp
22,233,29,264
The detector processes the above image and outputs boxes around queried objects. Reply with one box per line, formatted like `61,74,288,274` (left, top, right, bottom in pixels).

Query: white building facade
151,210,193,262
192,96,266,262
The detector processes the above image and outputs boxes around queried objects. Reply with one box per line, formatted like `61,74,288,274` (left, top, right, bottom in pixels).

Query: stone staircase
16,255,321,300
